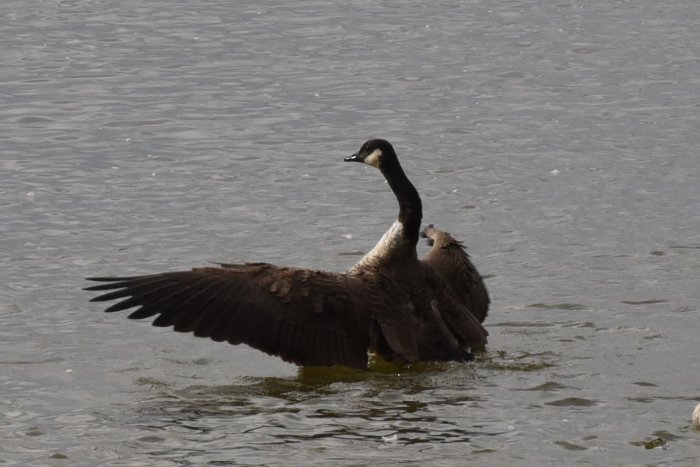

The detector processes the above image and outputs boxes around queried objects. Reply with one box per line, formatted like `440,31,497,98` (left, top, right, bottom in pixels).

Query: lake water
2,0,699,464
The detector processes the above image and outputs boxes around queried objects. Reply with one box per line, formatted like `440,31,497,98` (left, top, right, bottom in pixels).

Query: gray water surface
2,0,700,465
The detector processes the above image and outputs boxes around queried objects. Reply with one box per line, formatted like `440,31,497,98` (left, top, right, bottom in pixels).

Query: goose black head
344,139,397,170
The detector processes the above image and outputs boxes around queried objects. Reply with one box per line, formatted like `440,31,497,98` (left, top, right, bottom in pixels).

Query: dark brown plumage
86,139,489,369
421,224,490,324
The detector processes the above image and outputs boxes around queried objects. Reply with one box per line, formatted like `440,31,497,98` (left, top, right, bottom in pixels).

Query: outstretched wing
85,263,372,369
421,225,490,323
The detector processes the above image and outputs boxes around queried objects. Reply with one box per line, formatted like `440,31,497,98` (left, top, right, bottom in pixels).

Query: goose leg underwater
86,139,489,370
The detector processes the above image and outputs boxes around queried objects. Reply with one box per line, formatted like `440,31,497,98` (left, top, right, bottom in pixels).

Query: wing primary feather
85,275,166,293
118,274,214,318
113,283,187,316
150,277,229,328
172,278,245,335
85,275,150,284
89,278,176,303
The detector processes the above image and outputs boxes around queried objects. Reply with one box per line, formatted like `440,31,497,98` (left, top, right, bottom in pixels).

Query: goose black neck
381,163,422,245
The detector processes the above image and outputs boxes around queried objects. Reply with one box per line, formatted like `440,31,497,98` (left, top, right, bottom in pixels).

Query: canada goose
421,224,490,324
86,139,488,369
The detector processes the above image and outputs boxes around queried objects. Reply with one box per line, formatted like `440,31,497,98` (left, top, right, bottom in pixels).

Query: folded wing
421,225,490,323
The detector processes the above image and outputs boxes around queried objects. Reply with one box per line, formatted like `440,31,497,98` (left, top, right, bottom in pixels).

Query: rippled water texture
2,0,700,464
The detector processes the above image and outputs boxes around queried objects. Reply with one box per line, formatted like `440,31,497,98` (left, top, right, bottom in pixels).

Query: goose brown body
86,139,489,369
421,224,490,324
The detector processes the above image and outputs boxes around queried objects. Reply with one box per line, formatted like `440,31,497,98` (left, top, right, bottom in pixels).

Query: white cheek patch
364,148,382,168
